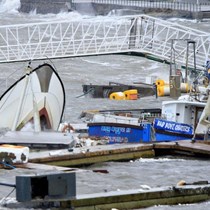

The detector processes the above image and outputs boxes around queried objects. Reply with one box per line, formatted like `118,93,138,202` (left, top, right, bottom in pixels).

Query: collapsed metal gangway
0,14,209,70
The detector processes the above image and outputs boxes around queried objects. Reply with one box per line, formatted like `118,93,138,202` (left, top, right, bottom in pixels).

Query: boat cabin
161,100,206,131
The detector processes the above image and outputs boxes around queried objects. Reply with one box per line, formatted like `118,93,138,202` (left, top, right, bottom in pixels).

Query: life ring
62,124,75,133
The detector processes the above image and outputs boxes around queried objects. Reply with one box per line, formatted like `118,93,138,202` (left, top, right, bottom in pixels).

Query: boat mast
32,85,41,133
11,63,32,131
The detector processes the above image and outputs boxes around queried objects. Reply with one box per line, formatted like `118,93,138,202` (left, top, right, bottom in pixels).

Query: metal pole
0,183,16,188
192,41,196,75
170,39,173,77
186,40,196,83
185,41,189,83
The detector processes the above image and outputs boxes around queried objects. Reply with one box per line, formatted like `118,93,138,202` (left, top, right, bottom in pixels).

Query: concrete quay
19,0,210,19
19,0,72,14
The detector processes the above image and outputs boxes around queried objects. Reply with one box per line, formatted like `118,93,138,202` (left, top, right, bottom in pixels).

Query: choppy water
78,157,210,210
0,0,210,209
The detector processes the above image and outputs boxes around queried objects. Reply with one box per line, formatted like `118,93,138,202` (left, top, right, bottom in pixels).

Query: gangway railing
0,15,209,70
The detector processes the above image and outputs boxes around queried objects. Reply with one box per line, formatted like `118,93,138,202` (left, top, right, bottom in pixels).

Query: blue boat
88,120,193,143
88,122,145,144
87,97,208,143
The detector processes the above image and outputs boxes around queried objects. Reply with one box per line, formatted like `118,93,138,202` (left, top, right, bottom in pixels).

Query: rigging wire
76,87,94,98
0,61,32,110
0,187,16,206
44,55,58,72
0,62,27,96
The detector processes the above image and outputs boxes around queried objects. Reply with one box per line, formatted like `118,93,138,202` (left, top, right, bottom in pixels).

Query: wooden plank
28,144,155,166
28,141,210,167
60,184,210,209
154,141,210,157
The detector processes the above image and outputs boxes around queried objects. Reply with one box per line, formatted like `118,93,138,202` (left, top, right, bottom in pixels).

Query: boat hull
88,122,145,144
154,118,193,141
82,83,155,98
0,63,65,131
88,119,194,144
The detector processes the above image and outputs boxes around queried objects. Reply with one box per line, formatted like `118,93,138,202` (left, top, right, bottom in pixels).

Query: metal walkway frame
0,15,209,70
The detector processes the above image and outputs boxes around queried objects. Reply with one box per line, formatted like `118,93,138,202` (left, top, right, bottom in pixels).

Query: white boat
0,62,65,132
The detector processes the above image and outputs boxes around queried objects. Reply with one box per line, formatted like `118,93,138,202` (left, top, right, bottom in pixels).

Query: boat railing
92,112,162,124
93,113,139,125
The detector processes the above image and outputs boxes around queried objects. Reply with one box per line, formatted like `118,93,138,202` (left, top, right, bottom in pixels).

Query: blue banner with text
154,118,193,135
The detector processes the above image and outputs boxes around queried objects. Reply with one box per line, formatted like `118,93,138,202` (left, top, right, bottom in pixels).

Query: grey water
1,1,210,209
77,157,210,210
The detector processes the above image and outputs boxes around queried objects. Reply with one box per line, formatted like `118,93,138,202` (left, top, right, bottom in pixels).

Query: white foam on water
0,0,90,23
168,17,198,24
26,10,85,22
136,158,186,163
81,59,113,67
0,0,20,13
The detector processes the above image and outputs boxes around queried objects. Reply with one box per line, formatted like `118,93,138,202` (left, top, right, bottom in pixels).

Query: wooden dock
29,143,155,167
60,183,210,210
29,140,210,167
5,180,210,209
154,140,210,157
2,140,210,209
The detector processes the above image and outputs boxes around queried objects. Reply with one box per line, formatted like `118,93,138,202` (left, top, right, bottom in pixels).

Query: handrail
0,15,209,70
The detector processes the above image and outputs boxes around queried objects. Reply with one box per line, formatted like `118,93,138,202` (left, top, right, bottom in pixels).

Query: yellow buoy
155,79,168,86
123,89,138,100
109,92,125,100
157,83,190,97
157,85,170,97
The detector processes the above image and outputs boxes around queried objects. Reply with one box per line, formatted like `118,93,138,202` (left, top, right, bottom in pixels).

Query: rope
0,182,16,188
0,187,16,206
0,161,16,169
76,87,94,98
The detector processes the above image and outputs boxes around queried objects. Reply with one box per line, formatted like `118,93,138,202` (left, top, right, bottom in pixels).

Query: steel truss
0,15,209,70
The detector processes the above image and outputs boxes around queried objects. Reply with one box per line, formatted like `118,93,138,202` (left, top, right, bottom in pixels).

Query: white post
32,93,41,133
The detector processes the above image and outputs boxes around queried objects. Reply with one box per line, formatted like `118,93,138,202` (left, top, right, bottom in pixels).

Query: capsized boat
0,62,65,132
81,81,156,99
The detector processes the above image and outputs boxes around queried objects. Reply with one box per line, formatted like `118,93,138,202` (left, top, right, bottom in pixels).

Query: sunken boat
82,82,156,98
